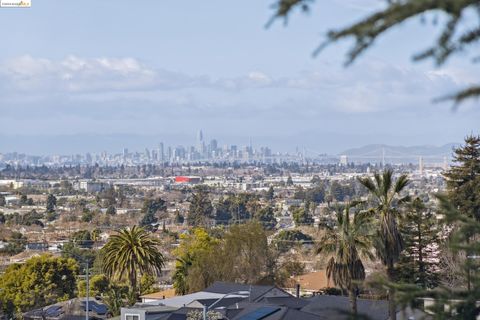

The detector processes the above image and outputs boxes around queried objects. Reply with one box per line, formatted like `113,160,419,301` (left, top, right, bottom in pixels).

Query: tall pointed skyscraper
197,130,204,156
158,142,164,162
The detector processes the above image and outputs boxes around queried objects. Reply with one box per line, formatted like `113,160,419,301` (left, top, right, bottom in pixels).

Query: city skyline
0,0,478,155
0,128,456,168
0,130,464,156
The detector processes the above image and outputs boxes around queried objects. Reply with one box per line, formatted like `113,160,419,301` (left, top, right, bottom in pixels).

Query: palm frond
394,174,410,194
358,177,377,195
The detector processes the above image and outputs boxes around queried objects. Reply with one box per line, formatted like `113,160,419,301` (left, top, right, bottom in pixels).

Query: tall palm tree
358,169,410,320
317,201,374,315
102,226,164,299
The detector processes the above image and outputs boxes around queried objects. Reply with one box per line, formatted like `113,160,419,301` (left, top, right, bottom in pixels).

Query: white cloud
0,54,474,117
0,55,203,93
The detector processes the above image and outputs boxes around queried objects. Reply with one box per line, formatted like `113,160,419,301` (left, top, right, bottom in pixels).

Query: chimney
295,284,300,298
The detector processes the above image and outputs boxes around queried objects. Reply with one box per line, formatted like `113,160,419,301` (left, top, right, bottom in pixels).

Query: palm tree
103,285,127,317
317,201,374,315
172,253,193,295
358,169,410,320
102,226,164,299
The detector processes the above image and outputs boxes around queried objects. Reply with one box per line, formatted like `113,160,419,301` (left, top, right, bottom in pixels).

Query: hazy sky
0,0,478,154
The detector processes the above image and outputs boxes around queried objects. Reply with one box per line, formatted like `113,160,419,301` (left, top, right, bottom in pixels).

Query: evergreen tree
106,205,116,216
384,139,480,318
443,136,480,291
266,186,275,200
139,198,166,228
187,187,213,226
286,175,294,186
174,210,185,224
396,197,440,289
254,205,276,230
444,135,480,221
19,194,27,205
46,194,57,213
214,196,232,225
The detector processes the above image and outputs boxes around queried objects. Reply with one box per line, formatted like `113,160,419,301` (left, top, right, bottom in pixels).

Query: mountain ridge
340,143,459,162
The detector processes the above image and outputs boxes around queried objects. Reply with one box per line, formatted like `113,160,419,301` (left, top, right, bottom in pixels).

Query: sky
0,0,478,155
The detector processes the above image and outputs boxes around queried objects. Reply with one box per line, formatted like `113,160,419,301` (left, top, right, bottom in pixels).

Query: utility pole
85,262,89,320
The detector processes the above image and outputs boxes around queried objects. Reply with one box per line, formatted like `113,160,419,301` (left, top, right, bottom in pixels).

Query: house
203,281,291,302
76,180,111,193
23,298,108,320
4,195,19,206
120,281,427,320
121,305,178,320
26,242,49,251
121,282,294,320
301,295,428,320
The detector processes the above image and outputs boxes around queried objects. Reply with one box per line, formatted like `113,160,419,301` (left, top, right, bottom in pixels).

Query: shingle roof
204,281,276,301
301,295,389,320
275,308,322,320
258,296,309,310
187,297,245,309
228,303,322,320
155,291,245,308
228,303,282,320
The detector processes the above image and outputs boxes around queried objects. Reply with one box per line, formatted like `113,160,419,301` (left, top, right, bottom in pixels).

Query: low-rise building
76,180,111,193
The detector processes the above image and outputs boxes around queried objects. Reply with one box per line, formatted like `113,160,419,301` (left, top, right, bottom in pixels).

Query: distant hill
340,143,459,164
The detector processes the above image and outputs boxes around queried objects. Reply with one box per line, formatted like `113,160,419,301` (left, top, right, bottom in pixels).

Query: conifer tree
394,137,480,318
443,135,480,291
396,197,440,289
444,135,480,221
187,187,213,226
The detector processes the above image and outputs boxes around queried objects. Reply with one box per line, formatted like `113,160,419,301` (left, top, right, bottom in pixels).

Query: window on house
125,314,140,320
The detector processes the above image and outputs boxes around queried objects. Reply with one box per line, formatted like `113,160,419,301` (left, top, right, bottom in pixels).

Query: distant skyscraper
419,156,424,175
158,142,164,162
340,155,348,166
123,148,128,159
85,153,92,164
197,129,204,155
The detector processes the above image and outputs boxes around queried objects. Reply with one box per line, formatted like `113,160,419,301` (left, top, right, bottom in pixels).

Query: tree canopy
0,254,78,317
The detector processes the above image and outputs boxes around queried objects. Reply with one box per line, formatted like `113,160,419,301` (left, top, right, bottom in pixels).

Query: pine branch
436,85,480,105
270,0,480,104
